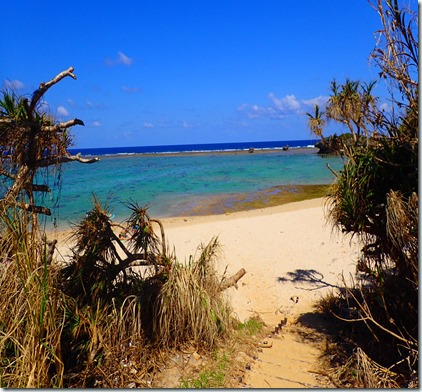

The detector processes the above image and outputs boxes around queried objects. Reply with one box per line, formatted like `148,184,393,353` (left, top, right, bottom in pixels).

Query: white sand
53,197,361,324
161,197,361,324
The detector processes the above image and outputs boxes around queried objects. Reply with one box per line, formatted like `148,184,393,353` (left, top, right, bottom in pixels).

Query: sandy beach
162,197,360,324
49,196,362,387
53,197,361,325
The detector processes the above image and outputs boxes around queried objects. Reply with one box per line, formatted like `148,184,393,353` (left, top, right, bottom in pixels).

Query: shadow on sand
277,268,340,291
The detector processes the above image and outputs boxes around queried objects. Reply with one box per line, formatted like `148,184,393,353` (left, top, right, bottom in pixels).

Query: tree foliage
61,198,172,307
306,104,326,139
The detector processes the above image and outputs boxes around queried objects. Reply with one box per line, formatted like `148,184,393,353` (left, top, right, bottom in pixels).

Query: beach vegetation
0,195,241,387
179,350,228,388
178,316,267,388
61,197,171,307
310,0,418,387
0,195,240,386
153,236,234,348
314,132,355,155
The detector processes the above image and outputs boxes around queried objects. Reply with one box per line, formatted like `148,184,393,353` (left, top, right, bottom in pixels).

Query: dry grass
0,205,241,387
328,347,402,388
0,210,65,388
153,236,234,349
316,281,418,388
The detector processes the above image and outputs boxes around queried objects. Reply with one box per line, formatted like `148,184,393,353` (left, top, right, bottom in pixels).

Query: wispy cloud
121,85,140,94
302,95,329,108
57,106,69,116
85,100,105,109
4,79,24,89
181,120,193,128
117,51,133,65
143,121,154,128
91,120,101,127
239,93,330,119
105,51,134,66
238,103,284,119
61,99,104,110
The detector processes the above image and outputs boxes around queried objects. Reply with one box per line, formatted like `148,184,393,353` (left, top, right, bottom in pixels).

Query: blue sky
2,1,410,148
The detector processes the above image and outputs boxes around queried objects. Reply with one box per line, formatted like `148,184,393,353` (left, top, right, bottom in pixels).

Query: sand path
161,198,361,387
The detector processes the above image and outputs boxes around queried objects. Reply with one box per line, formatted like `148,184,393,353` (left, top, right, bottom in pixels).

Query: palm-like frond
124,200,160,256
306,104,326,138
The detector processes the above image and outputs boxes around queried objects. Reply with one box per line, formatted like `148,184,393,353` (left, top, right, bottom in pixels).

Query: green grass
178,317,265,388
179,351,228,388
236,317,265,336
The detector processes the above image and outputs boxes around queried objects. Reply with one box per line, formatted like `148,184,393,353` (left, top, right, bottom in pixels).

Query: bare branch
340,278,417,348
19,202,51,216
42,118,84,132
45,239,57,264
29,184,51,193
30,67,76,112
326,163,339,177
219,268,246,291
37,153,100,168
0,168,16,180
151,219,167,257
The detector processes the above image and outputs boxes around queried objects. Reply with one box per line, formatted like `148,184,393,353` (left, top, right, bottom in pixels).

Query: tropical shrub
307,0,418,386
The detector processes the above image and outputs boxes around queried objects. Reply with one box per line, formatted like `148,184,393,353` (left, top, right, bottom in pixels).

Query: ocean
67,139,316,156
44,139,343,228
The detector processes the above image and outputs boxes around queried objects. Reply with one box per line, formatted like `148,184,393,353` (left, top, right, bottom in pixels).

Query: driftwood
45,239,57,264
219,268,246,291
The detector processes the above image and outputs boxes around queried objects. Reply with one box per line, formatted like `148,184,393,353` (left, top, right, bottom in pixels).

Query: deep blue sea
43,139,343,229
67,139,316,156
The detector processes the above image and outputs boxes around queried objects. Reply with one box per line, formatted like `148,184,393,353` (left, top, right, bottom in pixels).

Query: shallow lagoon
43,148,343,228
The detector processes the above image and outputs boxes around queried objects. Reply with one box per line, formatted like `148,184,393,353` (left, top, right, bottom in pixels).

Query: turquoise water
43,149,343,228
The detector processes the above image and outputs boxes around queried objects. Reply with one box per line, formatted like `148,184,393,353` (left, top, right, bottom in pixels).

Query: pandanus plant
62,197,171,306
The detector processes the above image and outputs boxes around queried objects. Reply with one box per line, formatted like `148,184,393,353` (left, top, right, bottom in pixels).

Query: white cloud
143,121,154,128
302,95,329,108
181,120,192,128
91,121,101,127
57,106,69,116
239,93,332,120
268,93,301,112
105,51,134,66
4,79,24,89
121,85,140,93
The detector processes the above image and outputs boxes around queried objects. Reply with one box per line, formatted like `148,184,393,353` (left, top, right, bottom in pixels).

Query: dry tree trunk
219,268,246,291
0,67,99,232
